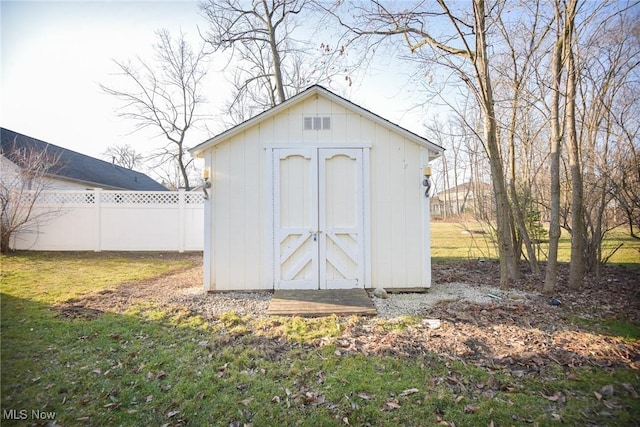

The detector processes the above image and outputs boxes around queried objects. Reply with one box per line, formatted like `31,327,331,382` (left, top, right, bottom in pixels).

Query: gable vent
304,116,331,130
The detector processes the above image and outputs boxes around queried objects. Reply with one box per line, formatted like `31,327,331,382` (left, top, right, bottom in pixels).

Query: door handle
309,230,321,241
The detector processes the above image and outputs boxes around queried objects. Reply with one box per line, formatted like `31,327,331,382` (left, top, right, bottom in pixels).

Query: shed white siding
206,128,270,290
370,130,427,288
194,86,442,291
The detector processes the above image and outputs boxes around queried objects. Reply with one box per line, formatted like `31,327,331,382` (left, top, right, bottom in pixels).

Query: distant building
431,181,493,219
1,128,166,191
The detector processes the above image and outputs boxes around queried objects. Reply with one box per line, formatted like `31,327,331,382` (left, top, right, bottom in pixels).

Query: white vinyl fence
11,189,204,252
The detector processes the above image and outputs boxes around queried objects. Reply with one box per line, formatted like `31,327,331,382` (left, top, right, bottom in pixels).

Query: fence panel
11,189,204,252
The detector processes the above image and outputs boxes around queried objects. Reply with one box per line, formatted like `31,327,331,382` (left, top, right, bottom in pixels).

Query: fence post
93,188,102,252
178,189,185,253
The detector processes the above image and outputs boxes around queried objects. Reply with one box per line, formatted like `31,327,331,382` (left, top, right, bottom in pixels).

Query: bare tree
101,29,209,190
561,0,588,290
576,2,640,276
543,0,573,293
102,144,144,170
200,0,353,124
493,0,553,276
334,0,519,288
200,0,306,111
425,108,488,219
0,139,62,253
612,142,640,240
609,70,640,240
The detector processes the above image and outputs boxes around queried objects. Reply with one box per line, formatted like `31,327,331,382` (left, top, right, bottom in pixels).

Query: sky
1,0,432,171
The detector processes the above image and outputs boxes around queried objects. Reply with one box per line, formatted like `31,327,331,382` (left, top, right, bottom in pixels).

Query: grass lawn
2,250,639,426
431,221,640,265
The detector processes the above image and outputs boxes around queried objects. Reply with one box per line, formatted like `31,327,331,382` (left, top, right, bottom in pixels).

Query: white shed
190,85,443,292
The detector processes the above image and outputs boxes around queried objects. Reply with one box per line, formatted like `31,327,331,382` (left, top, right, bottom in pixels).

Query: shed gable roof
190,85,444,157
1,128,167,191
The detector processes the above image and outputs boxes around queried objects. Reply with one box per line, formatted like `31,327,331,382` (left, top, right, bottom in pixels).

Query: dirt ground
58,254,640,374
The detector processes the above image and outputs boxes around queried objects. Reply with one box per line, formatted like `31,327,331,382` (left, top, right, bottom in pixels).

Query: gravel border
371,282,536,318
169,288,272,318
167,281,538,319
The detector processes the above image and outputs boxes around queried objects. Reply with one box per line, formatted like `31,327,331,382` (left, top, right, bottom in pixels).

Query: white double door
274,147,365,289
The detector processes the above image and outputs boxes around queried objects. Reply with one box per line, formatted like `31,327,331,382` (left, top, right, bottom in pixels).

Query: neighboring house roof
1,128,167,191
190,85,445,157
432,181,493,203
435,181,492,196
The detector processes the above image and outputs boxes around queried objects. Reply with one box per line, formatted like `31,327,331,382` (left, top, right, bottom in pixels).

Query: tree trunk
565,0,585,290
1,232,10,254
510,182,540,274
262,0,286,105
508,84,539,275
474,0,519,289
442,153,449,219
177,145,190,191
543,1,564,294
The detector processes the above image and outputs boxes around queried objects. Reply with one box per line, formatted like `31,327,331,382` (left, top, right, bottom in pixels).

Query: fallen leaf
455,395,464,403
620,383,639,398
357,391,374,400
381,399,401,411
399,388,420,397
447,376,462,385
422,318,441,329
594,391,602,401
271,396,280,403
464,404,479,413
511,414,533,423
241,397,254,406
542,391,564,402
155,370,167,380
166,410,179,418
303,392,325,405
